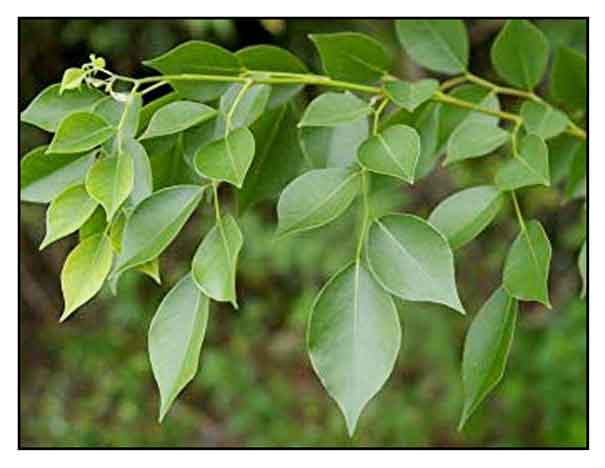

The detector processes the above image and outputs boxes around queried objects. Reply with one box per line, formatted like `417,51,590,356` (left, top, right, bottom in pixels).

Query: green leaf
276,168,360,238
550,47,586,111
357,124,420,182
140,101,217,140
148,273,209,422
138,258,162,285
503,220,552,307
384,79,439,112
93,94,142,144
445,122,509,165
366,214,465,313
310,32,391,84
20,83,105,132
495,134,550,191
194,127,255,188
307,262,401,436
548,134,581,184
123,138,153,212
219,83,271,129
60,68,86,94
85,152,135,222
20,145,95,203
578,241,586,298
298,92,371,128
192,214,243,307
48,112,115,154
520,101,569,140
40,185,98,250
138,91,181,135
408,103,441,179
60,233,113,321
459,287,518,430
566,141,587,200
491,20,550,89
143,41,242,102
112,185,204,282
79,206,107,241
395,20,469,74
428,186,504,250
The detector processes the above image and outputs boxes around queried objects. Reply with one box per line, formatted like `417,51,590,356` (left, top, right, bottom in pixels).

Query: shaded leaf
495,134,550,190
123,138,153,212
520,101,569,140
550,47,586,111
79,206,107,241
219,83,271,129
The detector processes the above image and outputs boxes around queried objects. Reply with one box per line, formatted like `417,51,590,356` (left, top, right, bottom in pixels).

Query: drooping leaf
503,220,552,307
520,101,569,140
298,92,371,128
48,112,115,154
93,94,142,145
491,20,550,89
148,273,209,422
310,32,391,84
550,47,586,111
578,241,587,298
428,186,504,250
357,124,420,182
384,79,439,112
140,101,217,140
194,127,255,188
219,83,271,129
40,185,98,250
366,214,465,313
495,134,550,190
276,168,360,238
192,214,243,307
60,68,86,94
395,20,469,74
307,262,401,436
122,138,153,212
79,206,107,241
20,84,105,132
459,287,518,429
143,41,242,102
445,122,509,165
60,233,113,321
20,145,96,203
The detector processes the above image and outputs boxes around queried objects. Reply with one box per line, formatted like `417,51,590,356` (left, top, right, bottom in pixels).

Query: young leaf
60,68,86,94
191,214,243,307
276,169,360,238
148,273,209,422
550,47,586,111
298,92,371,127
79,206,107,241
428,186,504,250
445,122,509,165
367,214,465,314
307,262,401,436
459,288,518,430
143,41,242,102
384,79,439,112
578,241,587,298
20,84,105,132
310,32,391,84
40,185,98,250
395,20,469,74
140,101,217,140
48,112,115,154
357,124,420,182
85,151,135,222
520,101,569,140
491,20,550,90
495,134,550,191
20,145,95,203
219,83,271,129
60,233,113,321
194,127,255,188
122,138,153,212
503,220,552,307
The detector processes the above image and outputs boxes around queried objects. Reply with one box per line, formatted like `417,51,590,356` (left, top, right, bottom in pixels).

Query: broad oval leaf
298,92,371,128
219,83,271,129
140,101,217,140
40,185,98,250
491,20,550,90
148,273,209,422
503,220,552,307
60,68,86,94
384,79,439,112
445,122,509,165
310,32,391,84
520,101,569,140
459,287,518,429
550,47,586,111
192,214,243,307
93,94,142,143
396,19,469,74
48,112,115,154
578,241,587,298
79,206,107,241
20,84,105,132
367,214,465,313
194,127,255,188
20,146,96,203
428,185,504,250
495,134,550,190
276,168,360,238
358,124,420,182
60,233,113,321
307,262,401,436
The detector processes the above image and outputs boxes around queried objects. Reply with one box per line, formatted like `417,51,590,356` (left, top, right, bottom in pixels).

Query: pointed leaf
496,134,550,190
138,258,162,285
60,68,86,94
384,79,438,112
123,138,153,212
79,206,107,241
219,83,271,129
520,101,569,140
140,101,217,140
578,241,586,298
299,92,371,128
445,122,509,165
48,112,115,154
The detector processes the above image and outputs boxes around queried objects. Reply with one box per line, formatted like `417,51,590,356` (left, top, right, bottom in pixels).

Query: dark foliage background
19,18,587,447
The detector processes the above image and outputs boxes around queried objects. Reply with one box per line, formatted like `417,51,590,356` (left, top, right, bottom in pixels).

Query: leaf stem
511,191,527,232
433,90,522,124
373,98,390,136
355,170,370,262
225,79,254,133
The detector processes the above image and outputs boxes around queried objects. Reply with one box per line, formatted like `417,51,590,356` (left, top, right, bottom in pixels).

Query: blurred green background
19,19,587,448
